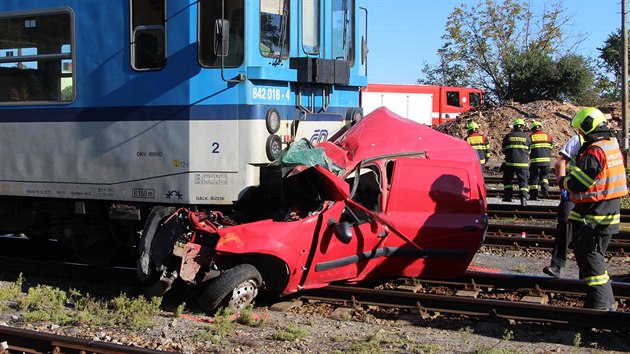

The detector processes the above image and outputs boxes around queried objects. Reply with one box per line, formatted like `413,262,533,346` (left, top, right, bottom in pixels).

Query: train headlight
266,108,281,134
266,134,283,161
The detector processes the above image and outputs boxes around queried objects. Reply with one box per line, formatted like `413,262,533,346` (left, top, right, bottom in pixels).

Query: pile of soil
435,100,624,167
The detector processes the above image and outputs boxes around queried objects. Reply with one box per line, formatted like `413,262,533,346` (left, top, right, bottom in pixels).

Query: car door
374,156,486,279
299,163,389,289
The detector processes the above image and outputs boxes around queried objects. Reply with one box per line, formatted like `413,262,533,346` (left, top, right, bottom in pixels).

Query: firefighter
543,134,582,278
501,118,531,206
528,120,553,200
561,107,627,310
465,121,491,172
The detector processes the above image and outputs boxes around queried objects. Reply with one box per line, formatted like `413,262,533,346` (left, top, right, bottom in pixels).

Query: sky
363,0,624,84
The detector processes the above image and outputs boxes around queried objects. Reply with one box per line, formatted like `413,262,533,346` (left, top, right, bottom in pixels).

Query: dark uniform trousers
572,222,614,309
528,164,550,199
552,199,574,269
502,166,529,201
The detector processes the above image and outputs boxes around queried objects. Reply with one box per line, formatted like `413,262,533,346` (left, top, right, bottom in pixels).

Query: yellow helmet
530,120,542,129
513,118,525,127
571,107,607,135
466,121,479,130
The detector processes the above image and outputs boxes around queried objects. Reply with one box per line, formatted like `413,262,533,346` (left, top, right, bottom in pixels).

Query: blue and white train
0,0,367,261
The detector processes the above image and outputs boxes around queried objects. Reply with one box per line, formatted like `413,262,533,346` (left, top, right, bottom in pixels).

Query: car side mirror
328,218,352,244
214,19,230,56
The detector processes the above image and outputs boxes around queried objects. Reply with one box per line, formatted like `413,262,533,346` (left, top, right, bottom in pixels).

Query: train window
469,92,481,107
302,0,320,54
260,0,290,59
446,91,460,107
199,0,244,67
332,0,354,64
0,10,74,104
131,0,166,71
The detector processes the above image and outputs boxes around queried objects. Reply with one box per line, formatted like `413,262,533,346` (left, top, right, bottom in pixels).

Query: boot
502,189,513,202
541,186,549,198
529,189,538,201
520,197,527,206
543,265,561,278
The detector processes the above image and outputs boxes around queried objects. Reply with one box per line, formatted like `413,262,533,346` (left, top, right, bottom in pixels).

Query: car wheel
198,264,262,313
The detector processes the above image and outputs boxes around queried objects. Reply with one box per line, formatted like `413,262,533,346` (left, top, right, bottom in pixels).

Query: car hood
318,107,477,171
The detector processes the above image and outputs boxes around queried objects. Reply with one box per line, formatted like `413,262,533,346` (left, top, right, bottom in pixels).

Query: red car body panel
172,107,487,296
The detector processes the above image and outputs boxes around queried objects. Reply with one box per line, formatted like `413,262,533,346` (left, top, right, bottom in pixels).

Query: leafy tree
418,0,596,104
597,29,625,100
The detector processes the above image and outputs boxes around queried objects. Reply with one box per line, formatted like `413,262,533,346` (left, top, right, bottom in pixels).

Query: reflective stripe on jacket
466,132,490,164
529,131,553,164
501,130,531,168
569,139,628,204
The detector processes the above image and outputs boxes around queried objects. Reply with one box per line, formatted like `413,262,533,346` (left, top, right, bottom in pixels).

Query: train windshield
198,0,245,67
260,0,289,59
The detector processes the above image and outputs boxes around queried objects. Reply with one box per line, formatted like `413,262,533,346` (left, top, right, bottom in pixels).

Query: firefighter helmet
530,120,542,130
571,107,607,135
466,121,479,131
513,118,525,127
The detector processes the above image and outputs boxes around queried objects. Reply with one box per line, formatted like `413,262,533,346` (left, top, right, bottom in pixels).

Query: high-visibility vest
466,132,490,164
570,139,628,203
529,131,553,164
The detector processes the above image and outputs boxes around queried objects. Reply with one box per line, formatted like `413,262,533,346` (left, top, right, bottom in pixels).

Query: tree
418,0,596,104
597,29,624,100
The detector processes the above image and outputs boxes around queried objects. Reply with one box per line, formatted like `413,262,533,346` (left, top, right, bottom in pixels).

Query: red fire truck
361,84,483,126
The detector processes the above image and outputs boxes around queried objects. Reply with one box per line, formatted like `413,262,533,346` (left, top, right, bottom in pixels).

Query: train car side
0,0,367,262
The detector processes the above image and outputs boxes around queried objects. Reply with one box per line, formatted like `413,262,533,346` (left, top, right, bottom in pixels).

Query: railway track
300,271,630,331
0,326,166,354
486,189,561,199
486,224,630,256
488,203,630,223
484,176,558,186
484,203,630,255
1,254,628,336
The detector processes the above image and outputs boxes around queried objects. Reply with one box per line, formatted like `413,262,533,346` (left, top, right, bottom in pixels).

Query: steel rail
432,271,630,298
0,326,167,354
486,189,561,199
300,285,630,331
488,204,630,223
483,232,630,256
488,223,630,240
484,176,558,186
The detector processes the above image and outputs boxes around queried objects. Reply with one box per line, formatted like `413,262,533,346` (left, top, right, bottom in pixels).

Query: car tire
198,264,262,313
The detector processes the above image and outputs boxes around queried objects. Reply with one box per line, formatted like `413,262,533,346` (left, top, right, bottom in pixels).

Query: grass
513,264,526,273
343,329,442,353
236,303,268,327
196,307,236,344
0,274,161,330
272,322,308,341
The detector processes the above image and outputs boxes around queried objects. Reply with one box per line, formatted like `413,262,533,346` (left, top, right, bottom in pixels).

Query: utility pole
623,0,629,158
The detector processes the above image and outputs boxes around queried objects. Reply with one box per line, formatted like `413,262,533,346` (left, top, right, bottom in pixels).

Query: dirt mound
435,100,623,168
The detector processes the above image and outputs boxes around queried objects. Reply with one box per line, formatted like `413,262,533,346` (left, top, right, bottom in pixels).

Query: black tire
198,264,262,313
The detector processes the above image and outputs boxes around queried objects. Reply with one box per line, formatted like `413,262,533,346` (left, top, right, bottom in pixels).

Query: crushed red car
137,107,488,313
